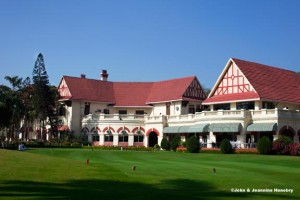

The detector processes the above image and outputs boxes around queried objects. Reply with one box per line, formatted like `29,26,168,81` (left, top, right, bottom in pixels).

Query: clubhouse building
54,58,300,148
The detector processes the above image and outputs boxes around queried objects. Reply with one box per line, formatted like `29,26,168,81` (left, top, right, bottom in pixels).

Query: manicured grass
0,148,299,200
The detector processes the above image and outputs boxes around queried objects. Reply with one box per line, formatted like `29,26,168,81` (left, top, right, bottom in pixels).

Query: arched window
134,130,144,142
119,131,128,142
104,130,113,142
81,127,89,134
92,134,99,142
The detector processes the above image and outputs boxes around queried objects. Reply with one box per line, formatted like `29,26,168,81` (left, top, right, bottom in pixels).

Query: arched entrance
148,132,158,147
279,126,295,140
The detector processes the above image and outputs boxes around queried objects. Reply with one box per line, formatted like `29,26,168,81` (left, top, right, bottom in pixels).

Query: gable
146,76,198,103
58,78,71,99
183,77,206,100
213,61,256,96
233,58,300,104
60,76,115,103
204,58,300,105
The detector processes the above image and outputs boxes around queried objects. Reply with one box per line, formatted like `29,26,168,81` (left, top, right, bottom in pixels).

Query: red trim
133,142,144,147
117,127,130,133
91,127,101,133
103,127,115,133
81,127,89,132
104,142,113,146
131,127,145,133
214,63,251,96
118,142,128,147
92,142,100,146
146,128,160,136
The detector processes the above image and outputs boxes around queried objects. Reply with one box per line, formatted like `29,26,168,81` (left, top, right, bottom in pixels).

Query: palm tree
3,76,33,141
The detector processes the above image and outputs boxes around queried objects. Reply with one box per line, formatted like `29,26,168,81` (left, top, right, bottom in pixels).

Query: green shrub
220,139,233,154
154,144,161,150
170,135,181,151
257,136,272,155
160,137,170,150
186,136,200,153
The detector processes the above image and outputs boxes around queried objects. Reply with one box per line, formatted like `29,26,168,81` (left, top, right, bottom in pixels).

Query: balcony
194,110,249,122
81,109,300,126
82,114,146,124
250,108,300,121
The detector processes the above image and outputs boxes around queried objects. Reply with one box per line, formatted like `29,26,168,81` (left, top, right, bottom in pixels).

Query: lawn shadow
0,179,295,200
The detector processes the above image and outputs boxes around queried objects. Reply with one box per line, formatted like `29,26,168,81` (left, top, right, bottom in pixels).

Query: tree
19,81,35,140
202,86,211,97
32,53,58,140
186,135,200,153
0,85,13,128
297,72,300,76
170,134,181,151
161,137,170,150
1,76,26,140
220,138,233,154
257,136,272,155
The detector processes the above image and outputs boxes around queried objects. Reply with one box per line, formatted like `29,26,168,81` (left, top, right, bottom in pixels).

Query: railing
194,110,247,120
144,115,167,123
82,114,146,122
167,114,195,121
82,109,300,124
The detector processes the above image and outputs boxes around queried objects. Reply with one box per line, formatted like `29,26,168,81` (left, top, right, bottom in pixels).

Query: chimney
100,70,108,81
81,74,86,78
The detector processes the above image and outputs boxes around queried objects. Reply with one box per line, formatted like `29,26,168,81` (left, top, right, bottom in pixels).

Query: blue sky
0,0,299,89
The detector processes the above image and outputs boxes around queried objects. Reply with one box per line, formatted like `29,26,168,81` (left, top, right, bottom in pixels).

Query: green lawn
0,148,299,200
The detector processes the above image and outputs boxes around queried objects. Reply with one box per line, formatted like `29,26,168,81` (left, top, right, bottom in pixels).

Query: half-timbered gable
213,62,255,96
183,77,206,100
58,78,71,99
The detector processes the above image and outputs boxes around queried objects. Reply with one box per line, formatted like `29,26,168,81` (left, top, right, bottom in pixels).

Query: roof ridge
154,75,196,83
231,58,297,74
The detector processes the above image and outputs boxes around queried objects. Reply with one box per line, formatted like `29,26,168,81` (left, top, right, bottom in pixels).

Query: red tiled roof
59,76,199,106
61,76,114,103
112,82,153,107
233,58,300,104
203,92,260,104
146,76,197,103
204,58,300,104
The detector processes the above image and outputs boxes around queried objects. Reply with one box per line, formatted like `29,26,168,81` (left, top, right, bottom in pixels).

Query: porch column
99,134,104,145
113,134,119,146
199,135,203,143
250,135,255,143
207,132,216,148
237,129,246,148
144,135,149,147
158,136,163,147
88,134,92,143
128,135,134,146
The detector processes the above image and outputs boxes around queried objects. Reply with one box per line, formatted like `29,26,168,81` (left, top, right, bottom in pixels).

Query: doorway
148,132,158,147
